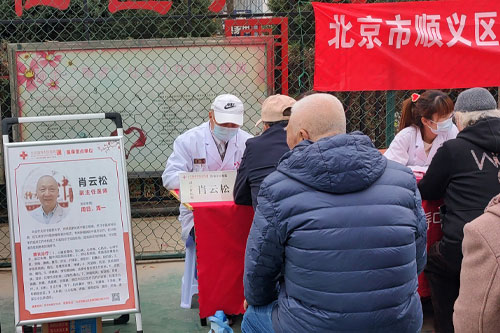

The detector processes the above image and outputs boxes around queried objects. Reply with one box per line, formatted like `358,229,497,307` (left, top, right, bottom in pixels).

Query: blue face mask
213,124,238,142
427,117,453,135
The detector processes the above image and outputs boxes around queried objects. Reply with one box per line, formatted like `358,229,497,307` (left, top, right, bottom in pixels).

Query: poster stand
2,113,143,333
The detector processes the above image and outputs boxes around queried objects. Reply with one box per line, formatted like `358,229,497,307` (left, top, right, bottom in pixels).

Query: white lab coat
162,122,252,242
30,204,68,225
384,125,458,172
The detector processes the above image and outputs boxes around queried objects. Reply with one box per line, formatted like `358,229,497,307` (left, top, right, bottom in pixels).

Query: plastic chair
180,238,198,309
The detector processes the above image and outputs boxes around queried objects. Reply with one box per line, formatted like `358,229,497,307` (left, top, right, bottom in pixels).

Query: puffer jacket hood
277,131,387,193
458,117,500,153
244,132,426,333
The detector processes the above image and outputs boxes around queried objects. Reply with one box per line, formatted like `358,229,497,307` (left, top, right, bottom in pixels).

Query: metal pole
385,91,396,147
135,313,143,333
84,0,90,41
187,0,192,36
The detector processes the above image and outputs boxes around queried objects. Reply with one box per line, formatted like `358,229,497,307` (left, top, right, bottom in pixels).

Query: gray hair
455,109,500,128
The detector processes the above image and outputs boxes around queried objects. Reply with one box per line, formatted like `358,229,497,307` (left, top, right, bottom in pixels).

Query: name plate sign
179,170,237,203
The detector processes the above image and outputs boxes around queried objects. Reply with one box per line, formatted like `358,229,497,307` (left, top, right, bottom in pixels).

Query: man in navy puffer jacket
242,94,427,333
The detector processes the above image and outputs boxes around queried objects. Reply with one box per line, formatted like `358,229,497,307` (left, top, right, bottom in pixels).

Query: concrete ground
0,260,435,333
0,260,242,333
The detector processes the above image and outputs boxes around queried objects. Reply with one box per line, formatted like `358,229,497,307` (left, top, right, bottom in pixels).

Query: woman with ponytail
384,90,458,171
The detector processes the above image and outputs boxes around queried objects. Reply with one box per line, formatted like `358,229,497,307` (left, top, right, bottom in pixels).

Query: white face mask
213,124,238,142
427,117,453,135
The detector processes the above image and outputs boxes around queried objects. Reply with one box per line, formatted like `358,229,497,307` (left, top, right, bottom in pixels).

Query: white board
8,37,274,175
4,136,139,325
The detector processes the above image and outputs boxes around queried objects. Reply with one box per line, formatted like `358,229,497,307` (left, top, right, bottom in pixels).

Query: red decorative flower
17,59,39,92
37,51,62,68
411,93,420,103
47,79,59,91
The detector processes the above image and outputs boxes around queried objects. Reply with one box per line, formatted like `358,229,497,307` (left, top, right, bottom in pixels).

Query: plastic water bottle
208,310,233,333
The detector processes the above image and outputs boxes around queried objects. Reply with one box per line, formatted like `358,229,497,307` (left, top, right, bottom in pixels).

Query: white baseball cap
211,94,244,126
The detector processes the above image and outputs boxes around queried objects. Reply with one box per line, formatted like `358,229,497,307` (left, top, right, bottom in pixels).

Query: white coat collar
204,122,222,167
222,133,239,169
202,122,240,169
414,126,428,162
426,131,448,162
415,125,452,165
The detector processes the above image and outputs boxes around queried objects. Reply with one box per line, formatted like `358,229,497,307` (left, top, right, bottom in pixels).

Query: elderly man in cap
234,94,295,209
162,94,252,243
419,87,500,333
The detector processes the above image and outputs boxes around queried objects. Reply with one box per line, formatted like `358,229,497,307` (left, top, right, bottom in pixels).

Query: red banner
313,0,500,91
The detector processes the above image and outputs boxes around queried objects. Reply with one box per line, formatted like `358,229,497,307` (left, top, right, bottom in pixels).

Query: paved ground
0,260,242,333
0,198,436,332
0,261,434,333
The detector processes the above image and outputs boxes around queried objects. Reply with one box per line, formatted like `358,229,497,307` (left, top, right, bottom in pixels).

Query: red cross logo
20,151,28,160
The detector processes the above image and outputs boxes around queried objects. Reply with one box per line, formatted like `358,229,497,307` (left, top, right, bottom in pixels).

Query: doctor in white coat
30,175,68,225
162,94,253,242
385,90,458,172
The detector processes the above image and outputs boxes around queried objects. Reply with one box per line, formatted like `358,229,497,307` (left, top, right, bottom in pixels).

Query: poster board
4,132,139,326
8,37,274,175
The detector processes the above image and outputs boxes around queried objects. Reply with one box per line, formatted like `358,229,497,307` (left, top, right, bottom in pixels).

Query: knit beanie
454,87,497,112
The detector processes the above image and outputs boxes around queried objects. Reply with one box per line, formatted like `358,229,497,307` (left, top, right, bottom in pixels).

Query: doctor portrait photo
30,175,68,225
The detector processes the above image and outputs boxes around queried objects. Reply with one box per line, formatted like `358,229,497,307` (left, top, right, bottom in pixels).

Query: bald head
36,175,57,190
286,93,346,149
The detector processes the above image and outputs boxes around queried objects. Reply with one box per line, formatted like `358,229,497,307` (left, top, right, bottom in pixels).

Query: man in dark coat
418,87,500,333
234,94,296,209
242,93,427,333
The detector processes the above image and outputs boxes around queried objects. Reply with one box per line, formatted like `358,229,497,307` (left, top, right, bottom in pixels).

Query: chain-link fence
0,0,498,267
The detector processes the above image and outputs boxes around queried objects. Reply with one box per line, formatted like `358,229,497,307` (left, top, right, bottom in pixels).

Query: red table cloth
190,200,254,318
415,173,443,298
177,170,441,320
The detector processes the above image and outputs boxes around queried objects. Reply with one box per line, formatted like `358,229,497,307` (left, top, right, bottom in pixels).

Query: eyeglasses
428,112,455,124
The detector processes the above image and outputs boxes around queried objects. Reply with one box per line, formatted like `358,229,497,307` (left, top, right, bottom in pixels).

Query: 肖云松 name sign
179,170,237,203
